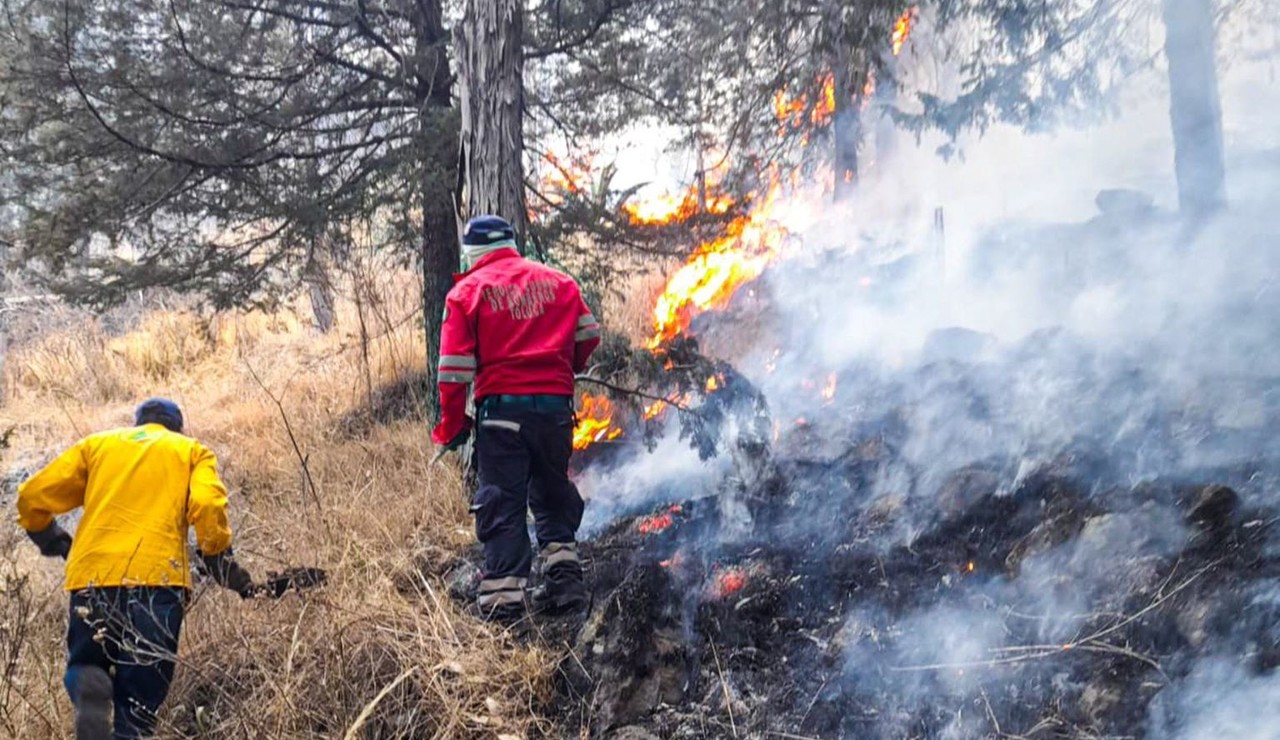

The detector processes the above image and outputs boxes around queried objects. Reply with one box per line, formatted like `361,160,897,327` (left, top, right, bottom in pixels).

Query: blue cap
461,215,516,247
135,398,183,433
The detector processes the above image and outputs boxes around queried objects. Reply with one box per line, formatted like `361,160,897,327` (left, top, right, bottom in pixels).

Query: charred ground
438,317,1279,739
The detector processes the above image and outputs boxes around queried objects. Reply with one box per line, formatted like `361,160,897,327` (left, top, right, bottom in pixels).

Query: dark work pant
65,587,186,739
472,403,585,603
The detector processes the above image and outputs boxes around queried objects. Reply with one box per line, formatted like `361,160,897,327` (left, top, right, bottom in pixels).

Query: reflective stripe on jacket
16,424,233,591
431,248,600,445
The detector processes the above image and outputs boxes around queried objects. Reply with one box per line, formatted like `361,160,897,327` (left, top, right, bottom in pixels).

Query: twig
979,685,1002,736
342,666,417,740
573,374,695,412
709,639,739,738
894,561,1218,674
241,354,333,542
799,675,831,729
1076,561,1215,646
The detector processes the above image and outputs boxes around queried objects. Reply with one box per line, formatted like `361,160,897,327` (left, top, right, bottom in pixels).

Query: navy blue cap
135,398,184,433
462,215,516,247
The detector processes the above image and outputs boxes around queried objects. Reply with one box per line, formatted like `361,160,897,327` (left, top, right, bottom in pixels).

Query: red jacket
431,249,601,445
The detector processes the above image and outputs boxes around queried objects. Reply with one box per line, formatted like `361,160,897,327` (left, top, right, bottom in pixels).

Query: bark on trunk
304,244,335,334
1163,0,1226,219
832,76,863,201
415,0,459,420
829,6,869,201
455,0,526,238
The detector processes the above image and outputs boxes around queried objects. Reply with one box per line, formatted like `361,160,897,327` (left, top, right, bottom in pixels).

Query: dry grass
0,267,555,739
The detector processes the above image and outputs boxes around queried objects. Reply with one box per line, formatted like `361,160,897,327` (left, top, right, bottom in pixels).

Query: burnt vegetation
539,327,1280,738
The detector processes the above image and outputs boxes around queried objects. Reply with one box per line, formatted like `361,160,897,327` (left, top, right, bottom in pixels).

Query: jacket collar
453,247,520,283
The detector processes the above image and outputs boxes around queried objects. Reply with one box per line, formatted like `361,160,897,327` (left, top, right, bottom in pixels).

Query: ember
710,565,748,599
659,552,685,569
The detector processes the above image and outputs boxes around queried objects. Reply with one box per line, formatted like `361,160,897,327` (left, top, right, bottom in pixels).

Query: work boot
72,666,112,740
468,600,527,628
533,561,587,616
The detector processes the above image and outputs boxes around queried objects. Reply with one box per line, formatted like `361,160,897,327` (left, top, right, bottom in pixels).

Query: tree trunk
303,242,335,334
455,0,526,238
829,6,868,201
1163,0,1226,219
414,0,460,420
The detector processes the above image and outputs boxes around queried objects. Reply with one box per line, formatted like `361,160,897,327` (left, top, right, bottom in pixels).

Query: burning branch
575,374,695,412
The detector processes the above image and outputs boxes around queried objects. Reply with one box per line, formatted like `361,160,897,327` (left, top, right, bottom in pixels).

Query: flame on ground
573,395,624,450
637,505,684,535
821,373,838,402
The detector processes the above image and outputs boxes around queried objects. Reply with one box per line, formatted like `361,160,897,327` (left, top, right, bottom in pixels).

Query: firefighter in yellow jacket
16,398,253,739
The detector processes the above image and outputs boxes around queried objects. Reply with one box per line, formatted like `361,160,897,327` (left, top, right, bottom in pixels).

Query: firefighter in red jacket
432,215,601,623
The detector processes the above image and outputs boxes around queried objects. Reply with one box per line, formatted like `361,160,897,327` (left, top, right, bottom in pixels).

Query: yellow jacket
16,424,234,591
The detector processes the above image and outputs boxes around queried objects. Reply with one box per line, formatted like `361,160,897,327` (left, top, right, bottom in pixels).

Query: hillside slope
1,278,551,738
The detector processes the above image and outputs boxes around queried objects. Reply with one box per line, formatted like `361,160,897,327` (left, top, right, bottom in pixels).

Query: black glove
27,522,72,559
441,418,473,451
199,548,257,599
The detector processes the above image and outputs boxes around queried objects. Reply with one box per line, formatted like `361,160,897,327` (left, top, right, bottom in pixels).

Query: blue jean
65,587,186,739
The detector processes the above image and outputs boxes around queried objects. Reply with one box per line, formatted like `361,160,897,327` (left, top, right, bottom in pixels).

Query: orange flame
648,183,791,347
573,395,623,450
821,373,838,402
892,7,917,57
773,74,837,136
624,189,734,226
637,505,684,535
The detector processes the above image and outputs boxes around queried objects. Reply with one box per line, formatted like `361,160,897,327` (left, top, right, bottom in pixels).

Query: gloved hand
27,522,72,559
439,417,473,452
199,548,257,599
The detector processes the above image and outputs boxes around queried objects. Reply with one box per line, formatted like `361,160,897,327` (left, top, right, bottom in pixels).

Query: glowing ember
821,373,838,402
706,375,720,392
966,561,976,573
711,566,749,599
573,394,624,450
659,551,685,569
892,7,917,57
637,505,684,535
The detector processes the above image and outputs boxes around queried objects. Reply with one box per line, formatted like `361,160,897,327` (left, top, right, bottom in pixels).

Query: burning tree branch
575,374,695,413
